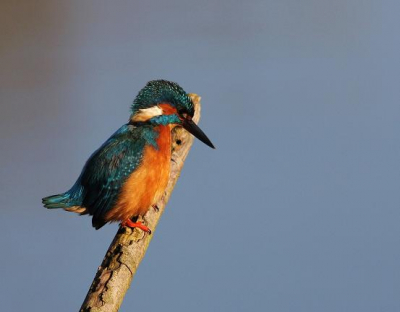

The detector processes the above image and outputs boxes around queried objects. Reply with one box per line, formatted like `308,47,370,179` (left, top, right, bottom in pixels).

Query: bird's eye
178,109,189,119
178,108,192,120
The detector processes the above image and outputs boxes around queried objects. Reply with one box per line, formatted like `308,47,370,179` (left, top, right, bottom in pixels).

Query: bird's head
130,80,215,148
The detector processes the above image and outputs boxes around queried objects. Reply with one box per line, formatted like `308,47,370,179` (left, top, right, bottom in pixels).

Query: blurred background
1,0,399,311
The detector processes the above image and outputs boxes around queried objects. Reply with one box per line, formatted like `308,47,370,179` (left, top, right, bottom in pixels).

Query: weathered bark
80,94,202,312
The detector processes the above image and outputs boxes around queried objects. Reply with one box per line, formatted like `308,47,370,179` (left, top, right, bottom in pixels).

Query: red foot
121,219,151,234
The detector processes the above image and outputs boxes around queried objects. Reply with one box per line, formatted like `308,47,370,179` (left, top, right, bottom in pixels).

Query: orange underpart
106,125,171,223
121,219,151,234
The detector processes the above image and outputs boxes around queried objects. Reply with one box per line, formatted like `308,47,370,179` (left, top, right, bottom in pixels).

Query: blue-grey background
1,1,399,311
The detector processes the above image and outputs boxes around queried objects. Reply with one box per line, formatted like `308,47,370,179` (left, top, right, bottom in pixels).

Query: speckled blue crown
131,80,194,117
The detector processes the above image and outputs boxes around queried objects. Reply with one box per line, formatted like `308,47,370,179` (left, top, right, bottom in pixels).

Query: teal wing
42,124,158,229
80,124,147,229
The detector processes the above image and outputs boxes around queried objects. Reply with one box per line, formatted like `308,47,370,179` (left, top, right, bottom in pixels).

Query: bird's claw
121,219,151,234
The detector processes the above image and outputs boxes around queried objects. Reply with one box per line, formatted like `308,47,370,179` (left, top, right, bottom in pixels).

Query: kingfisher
42,80,214,233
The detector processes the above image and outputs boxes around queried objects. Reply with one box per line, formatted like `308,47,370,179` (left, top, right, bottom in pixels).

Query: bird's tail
42,193,72,209
42,183,84,209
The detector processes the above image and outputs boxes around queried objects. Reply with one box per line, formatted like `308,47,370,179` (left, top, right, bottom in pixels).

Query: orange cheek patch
158,103,178,115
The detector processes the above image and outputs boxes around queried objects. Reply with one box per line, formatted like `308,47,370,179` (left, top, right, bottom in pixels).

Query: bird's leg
121,219,151,234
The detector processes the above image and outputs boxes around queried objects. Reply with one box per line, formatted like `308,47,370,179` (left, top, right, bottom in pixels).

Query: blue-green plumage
42,124,159,229
131,80,194,117
42,79,214,231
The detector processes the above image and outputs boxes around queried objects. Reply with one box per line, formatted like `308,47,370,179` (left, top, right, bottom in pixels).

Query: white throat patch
131,106,163,122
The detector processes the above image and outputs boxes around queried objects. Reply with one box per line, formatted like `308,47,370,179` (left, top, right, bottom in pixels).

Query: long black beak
182,119,215,149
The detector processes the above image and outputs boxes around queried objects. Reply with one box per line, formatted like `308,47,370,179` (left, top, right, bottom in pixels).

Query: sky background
1,0,400,311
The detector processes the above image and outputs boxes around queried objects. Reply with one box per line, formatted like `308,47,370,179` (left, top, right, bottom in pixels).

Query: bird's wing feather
79,124,147,228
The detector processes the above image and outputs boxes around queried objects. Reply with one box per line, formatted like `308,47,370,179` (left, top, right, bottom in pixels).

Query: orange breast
105,125,172,222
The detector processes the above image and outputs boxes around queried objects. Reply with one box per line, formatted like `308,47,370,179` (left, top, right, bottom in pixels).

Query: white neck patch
131,105,163,122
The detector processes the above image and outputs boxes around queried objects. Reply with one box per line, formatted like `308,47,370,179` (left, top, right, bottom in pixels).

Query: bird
42,80,214,233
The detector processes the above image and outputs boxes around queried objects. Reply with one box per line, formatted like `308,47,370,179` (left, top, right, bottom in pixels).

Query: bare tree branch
80,94,202,312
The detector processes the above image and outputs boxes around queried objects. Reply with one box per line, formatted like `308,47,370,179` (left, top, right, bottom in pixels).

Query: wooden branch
80,94,202,312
